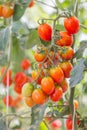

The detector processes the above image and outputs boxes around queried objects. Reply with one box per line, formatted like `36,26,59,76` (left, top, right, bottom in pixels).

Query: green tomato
22,82,34,97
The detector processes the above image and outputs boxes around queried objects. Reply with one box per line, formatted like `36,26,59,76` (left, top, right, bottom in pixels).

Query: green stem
80,24,87,30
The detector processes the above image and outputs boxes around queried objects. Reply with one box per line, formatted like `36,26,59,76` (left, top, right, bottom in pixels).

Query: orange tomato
32,89,47,105
49,66,64,83
41,76,55,95
74,100,79,110
50,86,63,102
59,61,73,78
24,96,35,107
2,5,14,18
59,46,74,60
56,31,73,46
28,0,35,8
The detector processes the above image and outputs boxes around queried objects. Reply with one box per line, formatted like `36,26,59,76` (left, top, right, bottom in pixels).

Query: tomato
32,70,44,84
50,86,63,102
34,51,47,62
28,0,34,8
74,100,79,110
24,96,35,107
59,61,73,78
3,95,14,107
64,16,80,34
21,58,31,70
59,46,74,60
14,84,22,94
56,31,73,46
2,5,14,18
50,66,64,83
66,117,72,130
41,76,55,95
51,119,62,129
0,5,3,16
22,82,34,97
60,79,68,93
38,23,52,42
32,89,47,105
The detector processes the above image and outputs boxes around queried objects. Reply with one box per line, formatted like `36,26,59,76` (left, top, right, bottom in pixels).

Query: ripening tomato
0,5,3,16
74,100,79,110
50,86,63,102
21,58,31,70
34,51,47,62
60,79,68,93
28,0,35,8
41,76,55,95
3,95,14,107
24,96,35,107
59,61,73,78
2,5,14,18
56,31,73,46
66,116,72,130
38,23,52,42
49,66,64,83
32,89,47,105
64,16,80,34
59,46,74,60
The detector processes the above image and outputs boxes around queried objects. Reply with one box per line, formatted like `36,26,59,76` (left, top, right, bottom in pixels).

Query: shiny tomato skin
64,16,80,34
2,5,14,18
38,23,52,42
50,66,64,84
50,86,63,102
21,58,31,70
59,61,73,78
41,76,55,95
59,46,74,60
32,89,47,105
56,31,73,46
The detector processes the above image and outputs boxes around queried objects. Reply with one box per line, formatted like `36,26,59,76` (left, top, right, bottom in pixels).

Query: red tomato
66,117,72,130
50,66,64,83
28,0,34,8
56,31,73,46
38,23,52,42
14,84,22,94
51,119,62,128
64,16,80,34
0,5,3,16
50,86,63,102
21,58,31,70
2,5,14,18
59,61,73,78
41,76,55,95
60,79,68,93
32,88,47,105
3,95,14,107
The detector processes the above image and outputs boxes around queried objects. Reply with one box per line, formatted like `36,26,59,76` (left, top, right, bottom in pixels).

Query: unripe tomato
59,46,74,60
59,61,73,78
2,5,14,18
50,86,63,102
32,89,47,105
74,100,79,110
28,0,34,8
56,31,73,46
21,58,31,70
3,95,14,107
24,96,35,107
38,23,52,42
49,66,64,83
60,79,68,93
64,16,80,34
41,77,55,95
0,5,3,16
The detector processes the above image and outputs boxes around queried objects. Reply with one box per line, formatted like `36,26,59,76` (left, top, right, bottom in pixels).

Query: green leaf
70,58,85,88
13,0,31,21
29,104,47,130
0,27,10,50
0,119,6,130
75,41,87,59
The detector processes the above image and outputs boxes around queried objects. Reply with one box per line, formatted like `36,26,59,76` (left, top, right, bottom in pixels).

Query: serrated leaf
70,58,85,88
0,119,7,130
13,0,31,21
29,104,47,130
0,28,10,50
75,41,87,59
